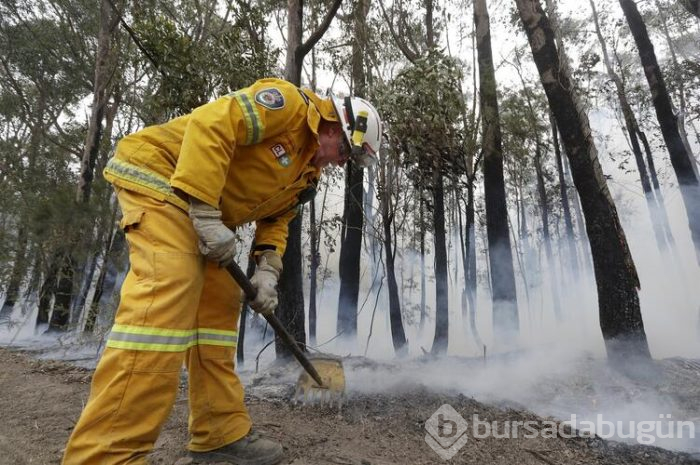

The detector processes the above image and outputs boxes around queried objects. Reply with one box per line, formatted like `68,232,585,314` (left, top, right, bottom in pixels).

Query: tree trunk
655,0,699,179
0,225,29,319
77,0,119,204
337,162,364,338
534,142,563,321
431,163,449,354
83,215,119,334
37,253,62,327
419,194,427,330
466,183,479,344
638,130,661,192
308,197,319,346
277,214,307,356
550,112,579,278
589,0,670,252
516,0,651,364
336,0,369,340
638,129,676,248
619,0,700,264
86,225,127,332
379,151,407,354
278,0,341,358
365,164,381,293
475,0,519,341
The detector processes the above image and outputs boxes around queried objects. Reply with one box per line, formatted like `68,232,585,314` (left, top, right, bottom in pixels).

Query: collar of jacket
301,88,338,135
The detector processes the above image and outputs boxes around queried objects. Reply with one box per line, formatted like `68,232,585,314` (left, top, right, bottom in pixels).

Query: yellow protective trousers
62,189,251,465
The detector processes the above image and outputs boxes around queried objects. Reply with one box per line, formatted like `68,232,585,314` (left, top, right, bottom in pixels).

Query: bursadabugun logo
424,404,469,460
425,404,697,461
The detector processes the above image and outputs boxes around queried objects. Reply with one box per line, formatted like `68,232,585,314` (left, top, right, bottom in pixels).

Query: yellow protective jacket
104,78,336,256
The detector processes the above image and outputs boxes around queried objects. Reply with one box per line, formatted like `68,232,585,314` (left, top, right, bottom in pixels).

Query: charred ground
1,348,699,465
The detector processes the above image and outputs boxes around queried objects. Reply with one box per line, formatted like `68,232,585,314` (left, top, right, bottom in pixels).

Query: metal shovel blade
294,356,346,408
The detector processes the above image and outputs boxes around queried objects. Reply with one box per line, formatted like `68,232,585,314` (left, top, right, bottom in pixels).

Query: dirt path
1,348,698,465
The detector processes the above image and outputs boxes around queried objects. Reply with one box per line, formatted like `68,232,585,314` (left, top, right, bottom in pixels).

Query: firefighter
62,77,382,465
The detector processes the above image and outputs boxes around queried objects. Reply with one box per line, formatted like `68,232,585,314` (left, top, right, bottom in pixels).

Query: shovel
226,261,345,407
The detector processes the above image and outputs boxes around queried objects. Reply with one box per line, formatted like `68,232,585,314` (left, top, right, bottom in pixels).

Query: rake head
293,356,345,408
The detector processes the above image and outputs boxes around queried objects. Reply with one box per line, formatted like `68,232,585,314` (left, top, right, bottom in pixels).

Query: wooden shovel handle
226,261,324,387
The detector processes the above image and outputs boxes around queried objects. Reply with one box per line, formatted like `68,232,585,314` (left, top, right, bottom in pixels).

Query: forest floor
2,346,700,465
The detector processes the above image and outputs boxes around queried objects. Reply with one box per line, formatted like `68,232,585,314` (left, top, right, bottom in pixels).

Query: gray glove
249,251,282,315
189,198,237,266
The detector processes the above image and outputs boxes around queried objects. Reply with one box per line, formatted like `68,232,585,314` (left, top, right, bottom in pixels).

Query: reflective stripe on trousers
62,189,251,465
107,324,238,352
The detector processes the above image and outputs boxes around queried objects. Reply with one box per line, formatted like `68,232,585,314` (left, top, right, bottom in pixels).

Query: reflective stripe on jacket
104,78,334,255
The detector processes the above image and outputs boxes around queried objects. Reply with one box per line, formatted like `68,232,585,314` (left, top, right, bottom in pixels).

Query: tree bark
516,0,651,364
337,0,369,339
589,0,670,252
277,214,307,356
476,0,519,341
379,150,407,354
0,226,29,319
655,0,699,179
278,0,341,358
638,129,676,248
419,194,427,330
550,112,579,278
337,162,364,337
619,0,700,264
534,141,563,321
308,196,319,346
431,162,450,354
77,0,119,204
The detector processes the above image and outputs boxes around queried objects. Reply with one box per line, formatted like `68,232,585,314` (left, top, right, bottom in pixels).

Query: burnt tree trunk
590,0,670,252
534,142,563,321
277,214,307,355
379,151,407,354
550,113,579,278
619,0,700,264
337,162,364,338
638,130,661,192
337,0,369,340
308,196,319,346
431,162,450,354
516,0,651,364
419,194,427,330
638,129,676,248
77,0,119,203
278,0,341,358
0,226,29,319
476,0,519,341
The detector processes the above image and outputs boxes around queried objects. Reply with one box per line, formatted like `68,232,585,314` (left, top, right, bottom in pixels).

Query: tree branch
299,0,343,57
377,0,418,63
104,0,168,79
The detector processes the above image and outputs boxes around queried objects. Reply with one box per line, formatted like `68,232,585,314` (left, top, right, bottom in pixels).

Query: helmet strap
344,96,355,132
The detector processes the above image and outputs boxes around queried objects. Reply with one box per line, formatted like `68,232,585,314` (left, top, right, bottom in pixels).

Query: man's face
311,123,350,169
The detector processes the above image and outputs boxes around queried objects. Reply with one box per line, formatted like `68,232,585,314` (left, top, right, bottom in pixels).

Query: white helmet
331,96,382,167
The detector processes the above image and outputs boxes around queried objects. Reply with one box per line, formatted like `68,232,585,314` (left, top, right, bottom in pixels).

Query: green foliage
131,0,279,121
0,0,280,311
377,51,465,186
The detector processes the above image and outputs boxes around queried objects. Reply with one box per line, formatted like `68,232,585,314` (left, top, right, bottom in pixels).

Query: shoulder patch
255,88,285,110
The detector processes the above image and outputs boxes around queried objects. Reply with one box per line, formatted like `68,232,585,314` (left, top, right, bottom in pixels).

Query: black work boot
189,431,284,465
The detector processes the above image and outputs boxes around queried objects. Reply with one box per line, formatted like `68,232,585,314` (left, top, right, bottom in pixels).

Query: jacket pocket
119,208,145,232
